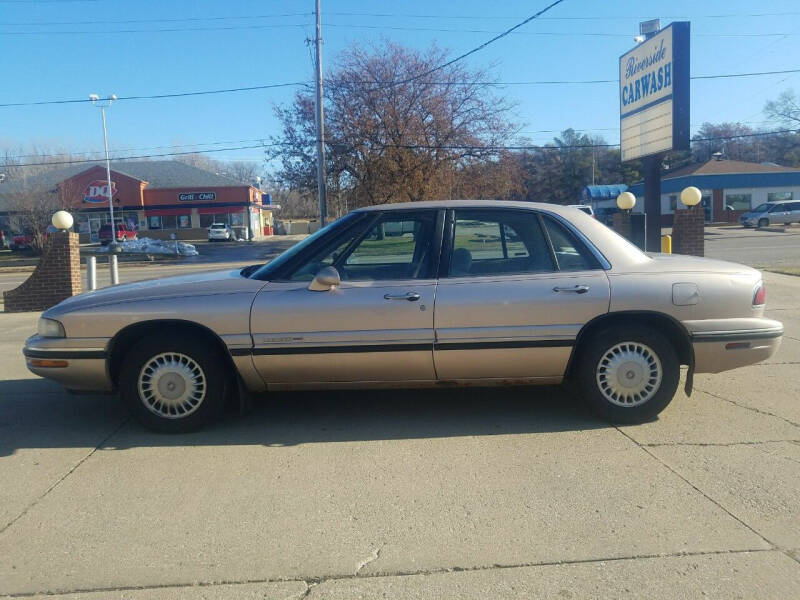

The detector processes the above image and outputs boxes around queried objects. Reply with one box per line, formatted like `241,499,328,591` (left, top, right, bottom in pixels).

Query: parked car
25,200,782,432
740,199,800,228
208,222,233,241
98,222,137,245
9,225,58,251
567,204,595,217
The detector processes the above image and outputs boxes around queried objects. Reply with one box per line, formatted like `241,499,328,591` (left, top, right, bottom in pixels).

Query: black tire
119,334,229,433
574,326,679,424
758,218,769,228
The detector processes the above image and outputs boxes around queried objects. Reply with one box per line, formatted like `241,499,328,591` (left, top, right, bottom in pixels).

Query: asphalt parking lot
0,239,799,597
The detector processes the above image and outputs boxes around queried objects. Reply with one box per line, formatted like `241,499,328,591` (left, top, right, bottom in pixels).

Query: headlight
37,318,65,338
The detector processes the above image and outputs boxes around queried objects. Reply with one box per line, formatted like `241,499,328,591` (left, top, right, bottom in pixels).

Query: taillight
753,282,766,306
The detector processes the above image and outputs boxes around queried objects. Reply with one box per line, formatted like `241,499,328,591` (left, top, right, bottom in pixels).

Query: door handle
384,292,421,301
553,285,590,294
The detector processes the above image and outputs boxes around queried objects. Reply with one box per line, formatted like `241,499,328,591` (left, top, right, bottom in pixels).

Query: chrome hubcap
596,342,662,407
138,352,206,419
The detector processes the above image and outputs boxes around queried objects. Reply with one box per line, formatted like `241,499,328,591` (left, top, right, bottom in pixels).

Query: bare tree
269,42,517,208
224,160,262,185
765,90,800,127
173,152,224,172
1,148,87,253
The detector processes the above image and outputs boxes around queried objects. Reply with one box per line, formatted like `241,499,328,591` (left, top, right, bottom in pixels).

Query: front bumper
687,318,783,373
23,335,113,392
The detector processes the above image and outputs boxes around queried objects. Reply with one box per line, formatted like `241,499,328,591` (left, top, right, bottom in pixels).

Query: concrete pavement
0,273,798,598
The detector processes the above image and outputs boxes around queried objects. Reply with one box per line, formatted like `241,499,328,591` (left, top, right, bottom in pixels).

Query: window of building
161,215,177,229
669,195,678,211
725,193,752,211
229,212,244,227
199,214,219,228
768,191,793,202
147,215,162,229
177,214,192,229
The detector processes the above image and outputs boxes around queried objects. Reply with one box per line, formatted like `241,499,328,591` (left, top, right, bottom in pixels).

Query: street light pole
90,94,117,246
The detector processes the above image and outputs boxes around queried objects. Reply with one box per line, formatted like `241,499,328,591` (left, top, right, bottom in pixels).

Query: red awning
197,206,246,215
144,208,191,216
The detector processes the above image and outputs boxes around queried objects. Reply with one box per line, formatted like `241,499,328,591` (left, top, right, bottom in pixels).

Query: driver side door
250,210,442,386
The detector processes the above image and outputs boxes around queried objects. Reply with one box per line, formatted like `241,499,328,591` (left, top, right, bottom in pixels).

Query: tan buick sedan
24,201,782,432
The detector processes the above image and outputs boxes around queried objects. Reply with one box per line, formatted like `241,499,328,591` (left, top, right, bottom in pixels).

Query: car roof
354,200,579,216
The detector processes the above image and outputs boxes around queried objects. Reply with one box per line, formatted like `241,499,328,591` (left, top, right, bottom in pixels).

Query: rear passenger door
433,208,610,381
790,202,800,223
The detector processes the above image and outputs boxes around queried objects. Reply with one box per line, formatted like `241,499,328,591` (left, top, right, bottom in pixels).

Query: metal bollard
87,256,97,291
109,254,119,285
661,234,672,254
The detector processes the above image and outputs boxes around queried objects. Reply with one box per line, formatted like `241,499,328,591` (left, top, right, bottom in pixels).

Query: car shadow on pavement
0,378,610,456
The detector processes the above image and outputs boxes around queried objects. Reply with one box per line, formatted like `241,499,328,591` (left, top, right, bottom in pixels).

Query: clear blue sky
1,0,798,168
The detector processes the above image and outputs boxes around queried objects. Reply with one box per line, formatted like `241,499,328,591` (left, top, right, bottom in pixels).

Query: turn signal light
753,283,766,306
29,359,68,368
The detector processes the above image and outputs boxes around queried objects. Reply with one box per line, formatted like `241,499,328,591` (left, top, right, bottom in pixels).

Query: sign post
619,21,690,251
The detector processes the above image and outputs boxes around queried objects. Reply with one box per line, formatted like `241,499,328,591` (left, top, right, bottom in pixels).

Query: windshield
248,213,360,280
752,203,770,213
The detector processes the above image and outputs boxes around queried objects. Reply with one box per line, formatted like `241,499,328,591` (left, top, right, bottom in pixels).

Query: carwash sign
83,180,117,204
619,22,690,161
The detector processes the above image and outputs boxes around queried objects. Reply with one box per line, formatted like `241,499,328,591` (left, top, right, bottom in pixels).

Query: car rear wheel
758,218,769,228
119,335,228,432
575,326,679,423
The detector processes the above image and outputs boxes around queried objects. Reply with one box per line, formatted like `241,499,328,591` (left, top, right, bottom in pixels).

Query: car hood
45,268,267,317
624,253,760,277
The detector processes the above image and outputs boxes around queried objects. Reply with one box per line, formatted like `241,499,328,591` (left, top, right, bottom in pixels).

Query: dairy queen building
0,160,275,242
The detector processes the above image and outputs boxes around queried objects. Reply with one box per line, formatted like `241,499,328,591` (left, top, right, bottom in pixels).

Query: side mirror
308,266,340,292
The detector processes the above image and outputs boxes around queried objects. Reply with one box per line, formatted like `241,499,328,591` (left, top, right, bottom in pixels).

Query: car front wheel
758,218,769,228
119,335,228,432
575,326,679,423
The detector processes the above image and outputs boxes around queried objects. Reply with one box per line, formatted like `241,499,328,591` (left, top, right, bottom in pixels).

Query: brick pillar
612,211,632,241
4,231,82,313
672,206,704,257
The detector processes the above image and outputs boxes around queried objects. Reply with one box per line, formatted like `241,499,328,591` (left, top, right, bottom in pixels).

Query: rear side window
540,216,596,271
448,210,554,277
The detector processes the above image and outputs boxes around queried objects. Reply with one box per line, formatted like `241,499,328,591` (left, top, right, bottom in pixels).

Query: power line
4,68,799,109
4,9,799,26
5,129,798,169
4,137,273,160
3,119,780,161
2,20,797,38
0,22,312,35
2,143,287,168
0,13,312,26
0,82,307,107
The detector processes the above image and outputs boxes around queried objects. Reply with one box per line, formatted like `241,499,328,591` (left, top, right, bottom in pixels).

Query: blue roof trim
628,171,800,196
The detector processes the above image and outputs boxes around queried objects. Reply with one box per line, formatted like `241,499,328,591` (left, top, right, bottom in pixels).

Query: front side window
448,210,554,277
287,211,437,282
540,216,596,271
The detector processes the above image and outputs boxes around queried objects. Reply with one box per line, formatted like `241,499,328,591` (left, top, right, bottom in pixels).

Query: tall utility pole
313,0,328,226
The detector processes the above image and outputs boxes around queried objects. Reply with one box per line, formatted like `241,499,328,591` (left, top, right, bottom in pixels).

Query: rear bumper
688,319,783,373
23,335,113,392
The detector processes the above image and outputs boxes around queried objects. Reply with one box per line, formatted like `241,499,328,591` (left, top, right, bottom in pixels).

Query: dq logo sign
83,180,117,204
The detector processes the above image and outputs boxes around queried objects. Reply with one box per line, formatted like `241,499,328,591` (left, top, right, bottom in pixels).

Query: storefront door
89,218,103,242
